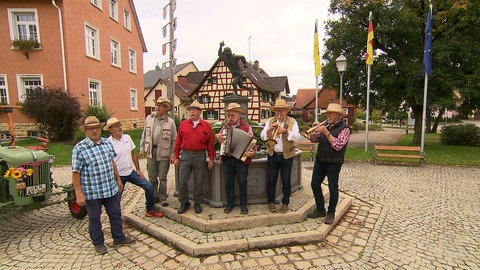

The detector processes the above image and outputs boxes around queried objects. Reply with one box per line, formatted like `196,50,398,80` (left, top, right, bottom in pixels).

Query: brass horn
301,120,328,138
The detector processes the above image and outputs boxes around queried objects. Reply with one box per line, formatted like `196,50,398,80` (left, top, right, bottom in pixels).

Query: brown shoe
324,212,335,224
268,203,276,212
280,204,289,213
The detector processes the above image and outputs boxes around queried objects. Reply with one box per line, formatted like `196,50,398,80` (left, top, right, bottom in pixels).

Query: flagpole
365,64,371,152
421,4,433,154
421,73,428,153
313,18,320,122
315,77,318,122
365,11,373,152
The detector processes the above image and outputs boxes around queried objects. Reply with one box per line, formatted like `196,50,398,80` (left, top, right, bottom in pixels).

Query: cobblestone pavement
1,161,479,269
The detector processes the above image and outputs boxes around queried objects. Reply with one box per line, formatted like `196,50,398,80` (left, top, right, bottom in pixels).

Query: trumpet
301,119,329,138
267,118,281,147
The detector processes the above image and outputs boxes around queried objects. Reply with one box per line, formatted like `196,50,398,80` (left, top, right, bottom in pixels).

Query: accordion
219,127,257,162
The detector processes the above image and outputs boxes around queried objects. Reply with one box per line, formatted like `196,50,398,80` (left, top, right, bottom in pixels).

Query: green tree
22,87,82,142
321,0,480,144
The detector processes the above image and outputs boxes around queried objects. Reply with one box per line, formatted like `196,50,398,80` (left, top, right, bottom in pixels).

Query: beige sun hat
81,116,103,130
187,100,204,110
269,99,292,112
103,117,121,130
155,97,172,111
321,103,346,117
224,103,246,114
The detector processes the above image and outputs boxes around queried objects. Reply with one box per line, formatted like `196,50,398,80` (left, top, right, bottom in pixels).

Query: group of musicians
144,97,350,225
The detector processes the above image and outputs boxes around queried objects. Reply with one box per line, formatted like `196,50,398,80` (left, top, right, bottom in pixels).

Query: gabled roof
176,71,208,101
144,61,198,89
294,88,355,109
188,58,288,96
175,82,193,102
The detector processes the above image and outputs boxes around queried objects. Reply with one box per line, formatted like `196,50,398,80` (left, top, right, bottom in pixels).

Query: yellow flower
3,170,10,179
11,170,23,180
26,169,33,177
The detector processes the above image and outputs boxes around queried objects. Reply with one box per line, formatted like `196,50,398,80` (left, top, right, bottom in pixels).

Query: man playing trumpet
307,103,351,224
260,99,301,213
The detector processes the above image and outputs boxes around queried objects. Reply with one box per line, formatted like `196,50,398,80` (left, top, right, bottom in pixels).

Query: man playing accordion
215,103,255,215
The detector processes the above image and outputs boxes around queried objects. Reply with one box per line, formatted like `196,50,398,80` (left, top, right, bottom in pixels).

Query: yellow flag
313,19,321,77
366,13,374,65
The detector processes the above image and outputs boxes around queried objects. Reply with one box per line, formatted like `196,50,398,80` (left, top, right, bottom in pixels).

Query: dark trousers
85,192,125,246
267,154,293,205
120,170,155,211
222,156,248,207
177,151,206,204
311,161,342,213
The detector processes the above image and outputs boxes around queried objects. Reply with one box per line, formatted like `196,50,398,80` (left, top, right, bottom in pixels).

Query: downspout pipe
51,0,68,91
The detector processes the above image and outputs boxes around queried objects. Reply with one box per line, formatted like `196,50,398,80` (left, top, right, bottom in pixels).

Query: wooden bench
295,142,316,162
373,144,424,165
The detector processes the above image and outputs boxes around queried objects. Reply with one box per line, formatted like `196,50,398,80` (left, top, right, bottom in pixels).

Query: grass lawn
8,130,479,167
345,133,480,166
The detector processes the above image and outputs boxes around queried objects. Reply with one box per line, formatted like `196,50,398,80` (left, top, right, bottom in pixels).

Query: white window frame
110,38,121,67
7,8,41,44
128,48,137,73
123,9,131,31
88,79,102,106
109,0,118,22
205,110,218,120
85,22,100,59
130,88,138,110
90,0,102,10
0,75,10,104
16,74,43,102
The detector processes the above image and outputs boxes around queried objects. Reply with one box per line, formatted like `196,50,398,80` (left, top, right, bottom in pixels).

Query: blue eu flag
423,5,433,75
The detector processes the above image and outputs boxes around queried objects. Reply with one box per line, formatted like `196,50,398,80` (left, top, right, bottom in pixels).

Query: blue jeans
85,192,125,246
267,154,293,205
120,170,155,211
311,161,342,213
222,156,248,207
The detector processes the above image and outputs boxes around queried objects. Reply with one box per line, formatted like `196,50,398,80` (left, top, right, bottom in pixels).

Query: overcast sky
135,0,332,95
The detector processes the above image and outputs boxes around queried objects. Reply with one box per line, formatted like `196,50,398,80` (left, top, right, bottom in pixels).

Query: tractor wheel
68,200,87,219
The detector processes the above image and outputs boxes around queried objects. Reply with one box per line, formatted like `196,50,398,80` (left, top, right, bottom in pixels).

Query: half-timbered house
188,59,290,124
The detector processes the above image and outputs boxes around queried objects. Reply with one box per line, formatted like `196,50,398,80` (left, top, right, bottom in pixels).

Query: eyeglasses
85,126,101,131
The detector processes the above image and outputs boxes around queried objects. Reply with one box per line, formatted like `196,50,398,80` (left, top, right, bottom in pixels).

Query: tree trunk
425,107,432,133
431,107,444,133
412,105,423,144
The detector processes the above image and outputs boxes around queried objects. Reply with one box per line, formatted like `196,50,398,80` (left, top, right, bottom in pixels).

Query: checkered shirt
72,137,118,200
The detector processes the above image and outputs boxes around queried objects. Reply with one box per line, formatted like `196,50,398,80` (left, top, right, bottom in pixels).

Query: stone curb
123,192,353,257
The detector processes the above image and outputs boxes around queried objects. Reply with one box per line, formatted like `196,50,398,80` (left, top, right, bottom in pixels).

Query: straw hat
269,99,292,112
187,100,204,110
224,103,246,114
81,116,103,130
103,117,121,130
155,97,172,111
321,103,346,117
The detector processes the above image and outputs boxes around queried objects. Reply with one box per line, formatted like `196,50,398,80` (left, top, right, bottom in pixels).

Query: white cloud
135,0,331,95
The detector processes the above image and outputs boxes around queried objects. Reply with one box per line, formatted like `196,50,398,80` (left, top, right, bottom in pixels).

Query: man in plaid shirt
72,116,135,254
306,103,351,225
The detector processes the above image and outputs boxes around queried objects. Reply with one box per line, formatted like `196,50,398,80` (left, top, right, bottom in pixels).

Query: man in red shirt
173,101,216,214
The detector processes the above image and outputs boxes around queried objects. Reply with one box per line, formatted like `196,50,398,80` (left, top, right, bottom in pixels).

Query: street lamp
335,54,347,106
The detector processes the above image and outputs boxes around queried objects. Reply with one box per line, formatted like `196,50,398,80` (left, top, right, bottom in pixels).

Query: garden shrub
22,87,82,142
440,124,480,146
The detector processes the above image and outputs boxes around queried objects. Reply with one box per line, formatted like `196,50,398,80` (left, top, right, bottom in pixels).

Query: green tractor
0,133,86,219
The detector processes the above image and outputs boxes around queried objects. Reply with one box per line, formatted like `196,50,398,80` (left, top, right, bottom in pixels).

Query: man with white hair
105,117,163,218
